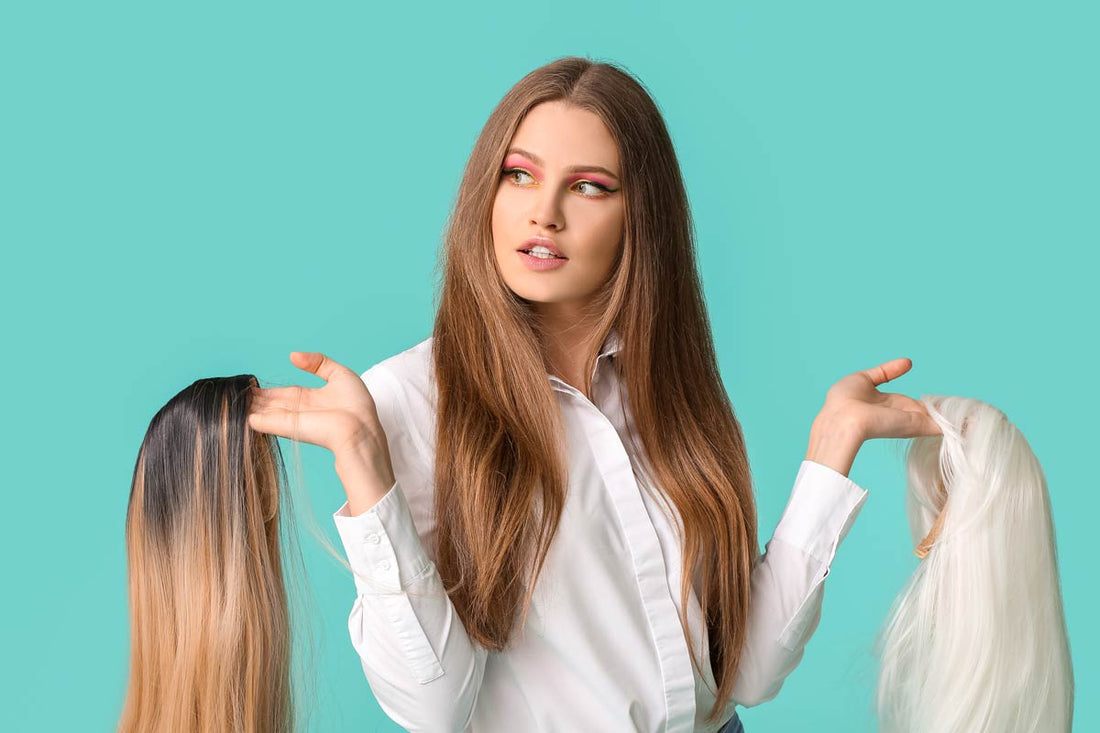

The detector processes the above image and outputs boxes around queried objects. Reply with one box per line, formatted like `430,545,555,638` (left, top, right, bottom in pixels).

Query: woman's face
492,100,625,312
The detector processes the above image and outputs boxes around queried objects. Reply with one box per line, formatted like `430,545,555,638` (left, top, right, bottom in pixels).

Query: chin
510,287,561,305
504,279,567,304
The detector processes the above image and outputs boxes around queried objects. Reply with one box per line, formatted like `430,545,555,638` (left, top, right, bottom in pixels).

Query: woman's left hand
822,357,942,441
806,358,941,477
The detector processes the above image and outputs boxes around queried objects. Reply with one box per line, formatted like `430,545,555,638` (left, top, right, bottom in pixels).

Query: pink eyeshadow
503,155,542,177
567,173,615,189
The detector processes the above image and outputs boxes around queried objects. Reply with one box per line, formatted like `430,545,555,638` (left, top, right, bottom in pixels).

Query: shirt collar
547,326,622,393
599,326,623,359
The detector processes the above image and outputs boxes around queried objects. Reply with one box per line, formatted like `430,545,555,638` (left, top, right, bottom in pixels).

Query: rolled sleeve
332,478,434,596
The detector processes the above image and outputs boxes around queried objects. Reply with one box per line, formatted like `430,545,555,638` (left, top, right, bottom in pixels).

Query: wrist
334,439,396,516
805,412,864,478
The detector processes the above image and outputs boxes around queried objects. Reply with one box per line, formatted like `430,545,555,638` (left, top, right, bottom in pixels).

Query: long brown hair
120,375,309,732
432,56,757,725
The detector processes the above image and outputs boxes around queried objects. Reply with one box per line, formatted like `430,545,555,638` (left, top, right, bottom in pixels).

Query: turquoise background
3,1,1095,730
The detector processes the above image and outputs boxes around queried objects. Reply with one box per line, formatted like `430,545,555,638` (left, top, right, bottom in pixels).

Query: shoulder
361,335,435,412
360,335,436,460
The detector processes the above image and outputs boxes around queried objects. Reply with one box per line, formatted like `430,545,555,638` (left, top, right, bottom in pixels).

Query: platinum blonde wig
874,395,1074,732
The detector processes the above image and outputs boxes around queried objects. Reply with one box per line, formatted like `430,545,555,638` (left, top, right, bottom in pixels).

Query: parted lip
518,236,566,258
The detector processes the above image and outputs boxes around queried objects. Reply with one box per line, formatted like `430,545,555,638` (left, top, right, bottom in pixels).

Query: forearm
346,563,488,731
730,459,870,706
331,451,488,730
804,412,864,478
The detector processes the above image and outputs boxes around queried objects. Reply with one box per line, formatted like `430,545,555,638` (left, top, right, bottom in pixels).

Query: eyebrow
505,147,621,181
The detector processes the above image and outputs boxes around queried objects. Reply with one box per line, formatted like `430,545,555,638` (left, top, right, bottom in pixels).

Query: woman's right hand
248,352,394,489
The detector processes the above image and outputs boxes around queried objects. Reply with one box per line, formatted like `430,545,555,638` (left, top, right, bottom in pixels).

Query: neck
533,300,600,393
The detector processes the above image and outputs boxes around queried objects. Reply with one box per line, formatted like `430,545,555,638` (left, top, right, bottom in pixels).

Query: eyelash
501,168,613,198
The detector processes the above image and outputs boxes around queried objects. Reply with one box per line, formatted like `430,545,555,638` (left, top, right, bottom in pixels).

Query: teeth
527,245,559,259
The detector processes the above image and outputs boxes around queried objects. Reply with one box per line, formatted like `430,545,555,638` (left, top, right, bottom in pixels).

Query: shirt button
379,560,391,571
366,533,381,545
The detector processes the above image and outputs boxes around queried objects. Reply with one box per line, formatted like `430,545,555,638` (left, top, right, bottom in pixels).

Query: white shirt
332,328,869,732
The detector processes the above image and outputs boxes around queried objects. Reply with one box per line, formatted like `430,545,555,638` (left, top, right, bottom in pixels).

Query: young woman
249,56,941,732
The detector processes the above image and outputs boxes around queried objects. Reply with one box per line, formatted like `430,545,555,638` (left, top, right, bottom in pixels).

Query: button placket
566,378,698,731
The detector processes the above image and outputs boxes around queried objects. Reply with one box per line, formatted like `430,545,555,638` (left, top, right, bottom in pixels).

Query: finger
880,392,930,414
865,405,941,440
862,357,913,387
909,409,942,436
251,384,310,412
247,406,302,442
290,351,349,383
248,386,309,418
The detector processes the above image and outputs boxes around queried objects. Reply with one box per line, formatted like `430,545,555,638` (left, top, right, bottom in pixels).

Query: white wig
874,395,1074,732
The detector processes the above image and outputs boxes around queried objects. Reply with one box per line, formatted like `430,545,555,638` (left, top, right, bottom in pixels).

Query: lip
517,236,567,259
517,250,568,271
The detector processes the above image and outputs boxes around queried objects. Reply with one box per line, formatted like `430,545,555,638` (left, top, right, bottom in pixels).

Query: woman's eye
575,180,609,197
503,168,535,185
502,168,611,198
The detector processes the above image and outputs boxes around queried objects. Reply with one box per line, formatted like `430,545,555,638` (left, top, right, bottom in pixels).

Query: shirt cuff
771,459,869,565
332,479,433,596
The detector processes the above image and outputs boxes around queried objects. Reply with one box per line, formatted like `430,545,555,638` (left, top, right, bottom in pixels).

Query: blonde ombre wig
119,375,315,733
875,395,1074,732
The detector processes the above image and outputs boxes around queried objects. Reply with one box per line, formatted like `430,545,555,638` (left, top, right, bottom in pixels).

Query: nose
529,187,563,231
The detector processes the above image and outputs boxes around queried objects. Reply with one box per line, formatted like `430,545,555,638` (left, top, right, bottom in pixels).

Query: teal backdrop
3,1,1095,730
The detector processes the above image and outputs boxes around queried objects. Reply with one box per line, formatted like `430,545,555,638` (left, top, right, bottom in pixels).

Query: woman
249,56,941,732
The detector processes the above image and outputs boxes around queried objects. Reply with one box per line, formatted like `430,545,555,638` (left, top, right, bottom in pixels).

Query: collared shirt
332,328,869,732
